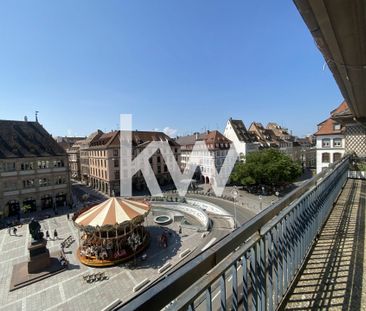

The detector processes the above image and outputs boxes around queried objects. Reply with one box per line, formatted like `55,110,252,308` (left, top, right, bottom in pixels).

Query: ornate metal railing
118,156,350,311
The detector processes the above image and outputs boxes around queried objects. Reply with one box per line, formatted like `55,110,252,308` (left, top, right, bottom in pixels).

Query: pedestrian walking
46,230,50,240
67,213,69,220
178,225,182,234
54,229,58,240
13,227,17,236
8,227,11,235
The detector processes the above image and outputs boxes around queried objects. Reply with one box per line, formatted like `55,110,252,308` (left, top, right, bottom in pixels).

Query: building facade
223,118,258,160
67,141,83,181
0,120,71,217
79,130,104,185
176,130,232,186
315,102,348,174
88,130,180,196
331,105,366,158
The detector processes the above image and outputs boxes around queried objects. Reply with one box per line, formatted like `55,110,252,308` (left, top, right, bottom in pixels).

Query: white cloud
163,127,178,138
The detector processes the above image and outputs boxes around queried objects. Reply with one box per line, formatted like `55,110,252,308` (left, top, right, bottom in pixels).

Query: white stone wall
316,134,345,174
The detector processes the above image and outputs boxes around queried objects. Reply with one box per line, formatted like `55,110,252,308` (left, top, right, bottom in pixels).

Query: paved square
0,213,207,311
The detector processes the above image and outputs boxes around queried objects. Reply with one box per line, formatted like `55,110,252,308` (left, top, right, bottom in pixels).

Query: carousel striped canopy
75,197,150,227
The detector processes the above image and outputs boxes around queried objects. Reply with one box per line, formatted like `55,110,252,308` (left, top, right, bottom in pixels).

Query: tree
21,204,32,215
230,149,302,188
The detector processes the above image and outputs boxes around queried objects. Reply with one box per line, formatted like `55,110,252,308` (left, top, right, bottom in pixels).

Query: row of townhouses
0,115,319,217
224,118,316,168
64,118,315,198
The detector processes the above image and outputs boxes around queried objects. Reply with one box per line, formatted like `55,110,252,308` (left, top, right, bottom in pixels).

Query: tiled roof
266,122,292,139
176,130,231,149
315,101,349,136
56,136,86,150
0,120,66,159
248,122,280,147
228,119,254,143
89,130,179,148
79,130,104,148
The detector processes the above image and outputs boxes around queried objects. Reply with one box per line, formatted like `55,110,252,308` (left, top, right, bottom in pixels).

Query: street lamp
231,186,238,229
259,195,263,210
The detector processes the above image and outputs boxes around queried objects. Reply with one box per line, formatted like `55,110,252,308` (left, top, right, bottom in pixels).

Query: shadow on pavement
284,179,365,311
123,226,182,270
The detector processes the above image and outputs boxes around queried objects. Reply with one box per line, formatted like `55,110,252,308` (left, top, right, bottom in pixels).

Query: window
333,123,341,130
333,138,342,147
164,165,168,172
113,149,118,156
114,170,120,180
322,139,330,148
157,166,161,174
114,160,119,167
23,179,35,188
39,178,48,187
322,153,330,163
55,176,66,185
333,153,342,162
53,160,64,167
157,156,161,163
21,162,33,170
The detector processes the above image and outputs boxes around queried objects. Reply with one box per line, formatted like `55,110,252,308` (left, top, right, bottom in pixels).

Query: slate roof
0,120,66,159
228,119,255,143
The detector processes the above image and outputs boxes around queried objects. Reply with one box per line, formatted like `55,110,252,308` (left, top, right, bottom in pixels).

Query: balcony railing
118,156,350,311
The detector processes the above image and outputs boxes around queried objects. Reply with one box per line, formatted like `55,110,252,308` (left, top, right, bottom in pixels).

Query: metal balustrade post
242,254,248,311
231,262,238,311
250,248,257,310
258,239,266,311
220,274,226,311
265,233,273,311
205,287,212,311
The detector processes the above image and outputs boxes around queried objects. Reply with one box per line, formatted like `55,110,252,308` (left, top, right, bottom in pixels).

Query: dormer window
333,123,341,130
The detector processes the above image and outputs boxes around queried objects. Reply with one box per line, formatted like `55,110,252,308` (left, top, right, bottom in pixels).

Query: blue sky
0,1,342,137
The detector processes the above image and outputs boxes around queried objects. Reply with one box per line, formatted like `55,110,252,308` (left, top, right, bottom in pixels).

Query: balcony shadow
283,179,365,311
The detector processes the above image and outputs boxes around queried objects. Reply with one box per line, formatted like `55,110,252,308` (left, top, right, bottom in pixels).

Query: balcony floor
284,179,366,310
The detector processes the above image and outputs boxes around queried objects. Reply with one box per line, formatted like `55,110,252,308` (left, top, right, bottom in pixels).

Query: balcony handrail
118,156,350,311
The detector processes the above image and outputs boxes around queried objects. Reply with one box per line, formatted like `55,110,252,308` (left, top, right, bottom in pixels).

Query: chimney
195,132,199,140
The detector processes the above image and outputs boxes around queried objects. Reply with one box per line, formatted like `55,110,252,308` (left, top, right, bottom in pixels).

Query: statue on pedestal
29,219,44,241
27,219,50,273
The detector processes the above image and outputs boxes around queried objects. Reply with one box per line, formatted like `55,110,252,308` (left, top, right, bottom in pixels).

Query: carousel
74,197,151,267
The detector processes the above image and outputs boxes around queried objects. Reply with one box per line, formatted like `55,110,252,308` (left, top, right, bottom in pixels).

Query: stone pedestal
28,239,51,273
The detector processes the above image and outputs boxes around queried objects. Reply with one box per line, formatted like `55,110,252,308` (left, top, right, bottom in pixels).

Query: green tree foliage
21,204,32,214
230,149,302,187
